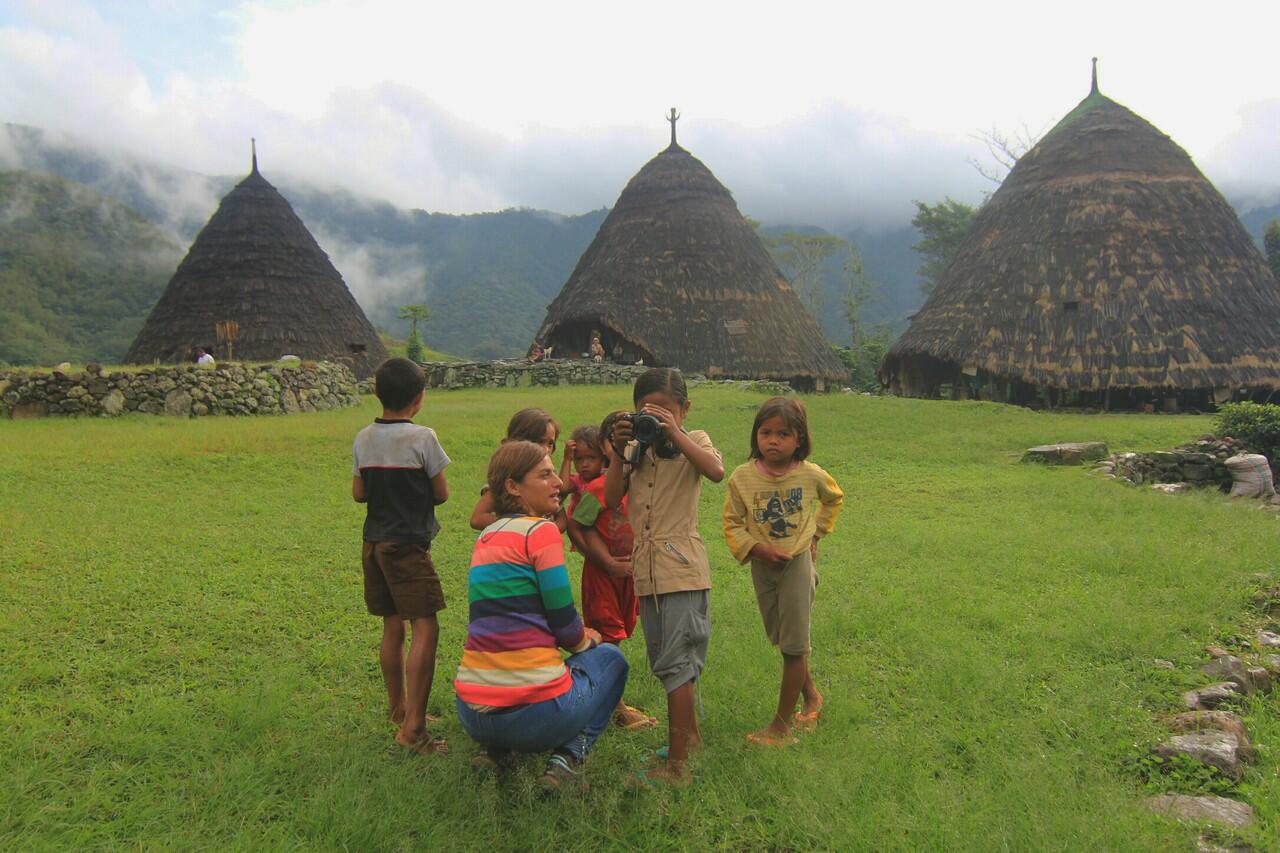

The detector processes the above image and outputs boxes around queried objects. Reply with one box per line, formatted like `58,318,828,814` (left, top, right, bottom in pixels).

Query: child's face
636,391,688,428
539,423,558,456
573,443,605,481
756,415,799,466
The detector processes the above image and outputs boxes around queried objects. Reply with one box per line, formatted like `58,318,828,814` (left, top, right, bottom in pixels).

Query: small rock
1202,656,1254,694
1146,794,1254,829
1184,682,1242,710
1257,630,1280,648
1170,711,1256,763
1260,654,1280,674
1153,658,1176,670
1246,667,1271,694
1152,731,1243,779
1205,645,1233,659
1152,483,1188,494
1196,835,1257,853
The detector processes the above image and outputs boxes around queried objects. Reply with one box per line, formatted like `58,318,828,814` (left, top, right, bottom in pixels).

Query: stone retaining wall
416,359,651,390
1099,435,1239,488
0,361,358,418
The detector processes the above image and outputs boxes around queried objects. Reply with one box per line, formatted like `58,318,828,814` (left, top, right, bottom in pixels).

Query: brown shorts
750,550,816,656
362,542,445,619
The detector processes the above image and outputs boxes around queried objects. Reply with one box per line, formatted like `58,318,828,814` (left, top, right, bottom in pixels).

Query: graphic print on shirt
752,488,803,539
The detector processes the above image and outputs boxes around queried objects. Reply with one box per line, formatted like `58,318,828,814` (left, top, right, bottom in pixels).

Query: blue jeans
455,643,629,763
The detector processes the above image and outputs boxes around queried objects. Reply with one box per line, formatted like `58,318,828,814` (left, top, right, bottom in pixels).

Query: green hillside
0,171,182,365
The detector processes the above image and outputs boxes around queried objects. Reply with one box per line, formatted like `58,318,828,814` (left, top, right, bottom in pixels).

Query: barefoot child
351,357,451,755
469,408,562,531
566,416,656,731
723,397,843,746
606,368,724,784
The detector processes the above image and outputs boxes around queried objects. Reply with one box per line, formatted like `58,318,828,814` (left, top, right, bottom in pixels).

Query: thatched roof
535,132,846,388
881,68,1280,395
125,151,387,377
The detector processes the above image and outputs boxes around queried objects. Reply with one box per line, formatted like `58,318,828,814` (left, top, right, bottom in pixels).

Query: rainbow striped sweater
454,516,590,708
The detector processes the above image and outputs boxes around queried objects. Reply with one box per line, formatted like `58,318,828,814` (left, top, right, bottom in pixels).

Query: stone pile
421,359,651,390
1095,435,1238,489
409,359,798,395
0,361,358,418
1141,582,1280,851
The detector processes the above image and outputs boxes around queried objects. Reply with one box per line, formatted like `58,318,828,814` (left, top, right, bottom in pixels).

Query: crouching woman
454,440,629,790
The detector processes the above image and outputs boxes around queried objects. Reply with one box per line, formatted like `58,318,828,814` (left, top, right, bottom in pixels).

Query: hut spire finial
667,108,681,149
251,137,258,174
1090,57,1098,94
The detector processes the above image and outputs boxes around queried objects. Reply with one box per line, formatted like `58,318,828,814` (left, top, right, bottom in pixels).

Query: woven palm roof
536,134,846,386
125,152,387,377
881,69,1280,393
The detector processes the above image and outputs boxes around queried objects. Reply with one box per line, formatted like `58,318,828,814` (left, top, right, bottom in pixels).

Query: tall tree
1266,219,1280,282
769,232,845,321
911,198,978,296
398,304,430,362
839,241,877,348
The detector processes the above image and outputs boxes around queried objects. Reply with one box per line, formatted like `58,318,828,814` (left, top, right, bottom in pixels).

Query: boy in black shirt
352,358,450,754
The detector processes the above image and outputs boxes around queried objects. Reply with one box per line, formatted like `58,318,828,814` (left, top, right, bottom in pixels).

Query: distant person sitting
195,348,215,367
528,340,545,364
590,335,605,363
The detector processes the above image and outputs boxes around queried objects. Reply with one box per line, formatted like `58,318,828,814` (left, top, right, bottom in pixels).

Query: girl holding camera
604,368,723,786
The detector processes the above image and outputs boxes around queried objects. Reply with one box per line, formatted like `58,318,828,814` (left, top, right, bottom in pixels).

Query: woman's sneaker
537,752,582,793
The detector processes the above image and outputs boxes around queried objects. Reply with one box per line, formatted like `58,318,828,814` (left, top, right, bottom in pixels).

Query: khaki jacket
625,429,721,597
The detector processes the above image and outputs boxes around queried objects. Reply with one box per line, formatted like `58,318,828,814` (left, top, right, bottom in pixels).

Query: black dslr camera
625,412,664,464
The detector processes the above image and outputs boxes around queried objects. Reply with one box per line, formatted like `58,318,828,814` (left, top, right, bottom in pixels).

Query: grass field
2,387,1277,850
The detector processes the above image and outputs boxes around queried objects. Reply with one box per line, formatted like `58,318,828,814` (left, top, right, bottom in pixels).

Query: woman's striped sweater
454,515,590,707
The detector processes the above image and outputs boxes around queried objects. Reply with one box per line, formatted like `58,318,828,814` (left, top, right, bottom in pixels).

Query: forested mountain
0,171,182,364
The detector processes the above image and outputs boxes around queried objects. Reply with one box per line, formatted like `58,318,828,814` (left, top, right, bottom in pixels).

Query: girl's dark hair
633,367,688,408
750,397,811,462
487,441,552,516
504,408,559,445
570,424,601,451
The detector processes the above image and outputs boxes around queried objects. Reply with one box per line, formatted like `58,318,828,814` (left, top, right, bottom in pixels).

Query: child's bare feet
388,705,406,726
393,731,449,755
633,760,691,788
745,724,797,747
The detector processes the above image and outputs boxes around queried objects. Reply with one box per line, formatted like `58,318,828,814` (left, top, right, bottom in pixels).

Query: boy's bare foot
632,761,691,788
745,726,797,747
394,731,449,755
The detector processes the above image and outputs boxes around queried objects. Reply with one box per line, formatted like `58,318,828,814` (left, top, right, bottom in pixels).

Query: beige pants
749,549,816,656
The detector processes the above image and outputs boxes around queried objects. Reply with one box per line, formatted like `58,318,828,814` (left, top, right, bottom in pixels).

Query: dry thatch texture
125,165,388,378
536,144,846,388
881,85,1280,396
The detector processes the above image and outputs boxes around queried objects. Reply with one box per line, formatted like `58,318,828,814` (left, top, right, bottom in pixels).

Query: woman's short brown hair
749,397,811,462
487,441,552,516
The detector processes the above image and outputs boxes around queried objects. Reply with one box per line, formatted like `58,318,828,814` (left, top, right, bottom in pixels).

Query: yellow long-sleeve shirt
723,459,843,564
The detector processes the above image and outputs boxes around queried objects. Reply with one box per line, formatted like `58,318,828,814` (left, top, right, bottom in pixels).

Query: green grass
378,332,462,363
2,388,1277,850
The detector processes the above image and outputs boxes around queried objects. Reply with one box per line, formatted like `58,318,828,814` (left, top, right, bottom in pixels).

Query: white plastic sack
1225,453,1275,498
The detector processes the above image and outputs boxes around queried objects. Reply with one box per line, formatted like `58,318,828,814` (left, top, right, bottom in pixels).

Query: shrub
405,330,425,363
1215,401,1280,461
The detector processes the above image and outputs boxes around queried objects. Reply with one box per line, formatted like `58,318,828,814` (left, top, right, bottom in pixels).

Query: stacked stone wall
414,359,651,391
0,361,358,418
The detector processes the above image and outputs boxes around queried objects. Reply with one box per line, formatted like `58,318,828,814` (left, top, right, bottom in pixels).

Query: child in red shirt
566,414,656,730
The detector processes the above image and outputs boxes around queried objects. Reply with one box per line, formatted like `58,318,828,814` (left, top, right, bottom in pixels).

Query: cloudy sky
2,0,1278,230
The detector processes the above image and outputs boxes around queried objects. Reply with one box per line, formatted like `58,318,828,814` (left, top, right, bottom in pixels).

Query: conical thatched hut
535,115,846,390
880,64,1280,409
125,149,387,377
